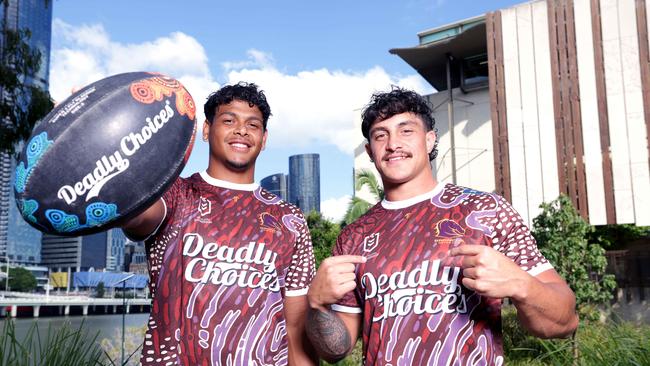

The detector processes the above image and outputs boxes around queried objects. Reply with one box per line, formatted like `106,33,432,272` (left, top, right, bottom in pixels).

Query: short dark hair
361,87,438,161
204,82,272,129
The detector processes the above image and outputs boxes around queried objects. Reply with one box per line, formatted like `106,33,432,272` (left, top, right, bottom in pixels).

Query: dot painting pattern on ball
13,72,196,236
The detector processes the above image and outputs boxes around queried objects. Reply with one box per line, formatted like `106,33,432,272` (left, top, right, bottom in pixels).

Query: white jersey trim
331,304,363,314
200,171,259,191
146,197,168,241
527,262,555,277
381,183,446,210
285,287,309,297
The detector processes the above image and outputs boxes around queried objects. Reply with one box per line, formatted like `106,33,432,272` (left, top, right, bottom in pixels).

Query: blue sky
50,0,520,220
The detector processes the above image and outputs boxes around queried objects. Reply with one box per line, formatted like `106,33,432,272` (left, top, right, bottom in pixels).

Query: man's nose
233,121,248,135
386,134,401,151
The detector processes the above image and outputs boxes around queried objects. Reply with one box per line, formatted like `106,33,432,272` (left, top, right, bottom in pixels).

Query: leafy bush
306,211,341,267
532,195,616,320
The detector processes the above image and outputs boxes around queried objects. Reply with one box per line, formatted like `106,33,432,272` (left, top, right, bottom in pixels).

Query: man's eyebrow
369,126,388,134
397,120,419,127
216,111,236,118
216,111,262,122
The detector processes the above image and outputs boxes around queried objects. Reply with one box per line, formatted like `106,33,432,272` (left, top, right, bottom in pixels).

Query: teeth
388,156,406,161
231,143,248,148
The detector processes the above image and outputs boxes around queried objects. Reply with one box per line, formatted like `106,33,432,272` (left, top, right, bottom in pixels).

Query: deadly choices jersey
332,183,553,366
140,171,315,366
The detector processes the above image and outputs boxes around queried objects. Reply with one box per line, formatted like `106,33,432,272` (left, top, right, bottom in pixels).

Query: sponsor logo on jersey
182,233,281,292
361,259,467,321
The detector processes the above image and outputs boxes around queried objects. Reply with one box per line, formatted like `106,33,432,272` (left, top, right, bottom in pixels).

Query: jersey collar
381,183,445,210
200,171,259,191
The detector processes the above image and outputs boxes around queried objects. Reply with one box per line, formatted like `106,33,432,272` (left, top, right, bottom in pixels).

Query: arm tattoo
306,308,353,363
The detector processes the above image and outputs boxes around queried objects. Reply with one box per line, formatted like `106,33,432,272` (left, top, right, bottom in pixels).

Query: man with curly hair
123,82,317,365
306,87,578,365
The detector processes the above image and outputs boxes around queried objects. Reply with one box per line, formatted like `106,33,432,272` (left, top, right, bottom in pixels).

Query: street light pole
113,273,134,366
446,53,457,185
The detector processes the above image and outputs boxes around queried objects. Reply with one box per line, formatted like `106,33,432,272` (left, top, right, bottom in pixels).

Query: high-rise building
288,154,320,214
260,173,288,200
106,229,126,272
0,0,53,263
40,234,81,271
4,158,41,264
124,240,147,274
0,0,52,89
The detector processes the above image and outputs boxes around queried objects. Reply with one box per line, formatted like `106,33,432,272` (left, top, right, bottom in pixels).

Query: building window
461,53,488,91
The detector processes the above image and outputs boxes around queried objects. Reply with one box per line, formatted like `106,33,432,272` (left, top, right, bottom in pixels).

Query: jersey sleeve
490,195,554,276
330,230,363,314
284,212,316,297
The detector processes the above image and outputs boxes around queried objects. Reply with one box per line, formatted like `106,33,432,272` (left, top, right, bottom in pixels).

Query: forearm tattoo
306,308,353,362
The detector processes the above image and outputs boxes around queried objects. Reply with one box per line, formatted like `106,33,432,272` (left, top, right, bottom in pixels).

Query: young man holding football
123,82,316,366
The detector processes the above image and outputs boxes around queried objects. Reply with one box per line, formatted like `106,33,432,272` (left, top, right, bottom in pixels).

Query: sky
50,0,521,221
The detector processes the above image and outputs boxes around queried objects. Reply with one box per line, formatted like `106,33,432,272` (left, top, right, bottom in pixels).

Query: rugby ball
14,72,197,236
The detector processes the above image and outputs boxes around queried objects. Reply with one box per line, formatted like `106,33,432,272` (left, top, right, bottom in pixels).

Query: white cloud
321,195,351,223
225,52,432,153
50,19,219,121
50,20,432,155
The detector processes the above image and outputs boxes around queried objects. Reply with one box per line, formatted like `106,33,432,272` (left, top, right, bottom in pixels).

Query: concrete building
355,0,650,227
288,154,321,214
41,228,125,272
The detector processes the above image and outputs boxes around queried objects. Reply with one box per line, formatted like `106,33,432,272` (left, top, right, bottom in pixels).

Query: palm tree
342,169,384,226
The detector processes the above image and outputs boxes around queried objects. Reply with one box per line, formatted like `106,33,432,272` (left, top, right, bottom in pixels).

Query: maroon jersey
139,171,315,366
333,183,552,366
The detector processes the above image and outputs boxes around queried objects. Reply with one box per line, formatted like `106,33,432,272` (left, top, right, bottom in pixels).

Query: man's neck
383,174,438,202
205,164,255,184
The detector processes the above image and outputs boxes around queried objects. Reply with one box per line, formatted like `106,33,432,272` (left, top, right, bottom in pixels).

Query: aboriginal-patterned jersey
139,171,315,366
332,183,553,366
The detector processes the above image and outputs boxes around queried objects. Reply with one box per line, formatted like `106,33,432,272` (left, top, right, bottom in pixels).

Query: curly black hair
204,82,272,129
361,87,438,161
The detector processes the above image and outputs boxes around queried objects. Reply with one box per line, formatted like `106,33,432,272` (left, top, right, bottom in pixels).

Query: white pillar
33,305,40,318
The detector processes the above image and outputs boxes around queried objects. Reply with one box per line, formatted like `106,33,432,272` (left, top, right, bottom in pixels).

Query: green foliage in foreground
325,310,650,366
0,319,104,366
503,307,650,366
1,312,648,366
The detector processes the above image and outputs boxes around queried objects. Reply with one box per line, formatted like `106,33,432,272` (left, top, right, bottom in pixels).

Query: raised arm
451,245,578,338
121,198,165,240
305,255,365,363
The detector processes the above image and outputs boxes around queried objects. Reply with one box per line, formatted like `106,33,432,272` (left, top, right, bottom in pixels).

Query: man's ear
202,119,210,141
365,142,374,163
261,130,268,151
425,130,436,155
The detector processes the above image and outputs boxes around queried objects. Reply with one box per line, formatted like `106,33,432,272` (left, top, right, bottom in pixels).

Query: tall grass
0,318,104,366
504,307,650,366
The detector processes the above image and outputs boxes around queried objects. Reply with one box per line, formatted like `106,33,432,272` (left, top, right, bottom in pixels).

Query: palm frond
355,169,384,201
